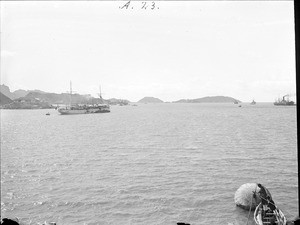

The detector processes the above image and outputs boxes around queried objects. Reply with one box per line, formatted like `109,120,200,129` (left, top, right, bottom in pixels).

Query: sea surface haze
1,103,298,225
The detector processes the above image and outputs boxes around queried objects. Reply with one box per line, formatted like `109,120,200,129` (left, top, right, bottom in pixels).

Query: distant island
138,97,164,103
173,96,241,103
136,96,241,104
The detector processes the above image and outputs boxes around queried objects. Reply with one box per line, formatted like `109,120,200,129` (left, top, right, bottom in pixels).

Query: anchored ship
58,82,110,115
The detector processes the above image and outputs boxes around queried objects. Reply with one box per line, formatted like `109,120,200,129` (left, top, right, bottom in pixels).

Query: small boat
238,105,242,107
250,100,256,105
253,183,287,225
254,202,286,225
46,112,50,115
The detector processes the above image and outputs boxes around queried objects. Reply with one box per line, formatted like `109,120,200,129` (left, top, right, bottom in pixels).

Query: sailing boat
250,99,256,105
58,82,110,115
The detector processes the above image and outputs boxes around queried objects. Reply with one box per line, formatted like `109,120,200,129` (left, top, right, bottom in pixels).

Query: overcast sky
0,1,296,102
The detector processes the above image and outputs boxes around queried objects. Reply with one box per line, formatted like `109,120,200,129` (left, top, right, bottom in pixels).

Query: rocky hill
23,92,130,105
0,92,13,106
138,97,164,103
173,96,241,103
0,84,45,100
24,91,95,105
0,85,14,99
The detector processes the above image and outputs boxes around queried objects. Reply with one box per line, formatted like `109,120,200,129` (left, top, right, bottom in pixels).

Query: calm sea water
1,103,298,225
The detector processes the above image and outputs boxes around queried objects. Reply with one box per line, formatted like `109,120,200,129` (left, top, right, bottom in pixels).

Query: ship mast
99,85,102,99
98,85,103,104
70,81,72,106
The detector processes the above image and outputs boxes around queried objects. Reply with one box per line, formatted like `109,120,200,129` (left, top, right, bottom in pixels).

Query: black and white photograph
0,1,298,224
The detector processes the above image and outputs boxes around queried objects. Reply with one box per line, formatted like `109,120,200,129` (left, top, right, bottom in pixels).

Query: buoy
235,183,261,210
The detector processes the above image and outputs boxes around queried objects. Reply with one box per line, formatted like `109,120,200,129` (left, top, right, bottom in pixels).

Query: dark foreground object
1,218,19,225
1,218,57,225
294,218,300,225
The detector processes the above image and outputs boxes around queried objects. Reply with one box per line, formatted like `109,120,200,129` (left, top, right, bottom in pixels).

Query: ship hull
274,102,295,106
58,106,110,115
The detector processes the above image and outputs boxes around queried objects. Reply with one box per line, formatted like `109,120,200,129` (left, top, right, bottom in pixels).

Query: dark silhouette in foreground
1,218,19,225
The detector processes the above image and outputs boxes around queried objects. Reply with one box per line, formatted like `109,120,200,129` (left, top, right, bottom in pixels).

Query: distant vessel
250,100,256,105
274,95,295,106
58,82,110,115
46,112,50,116
234,100,239,104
